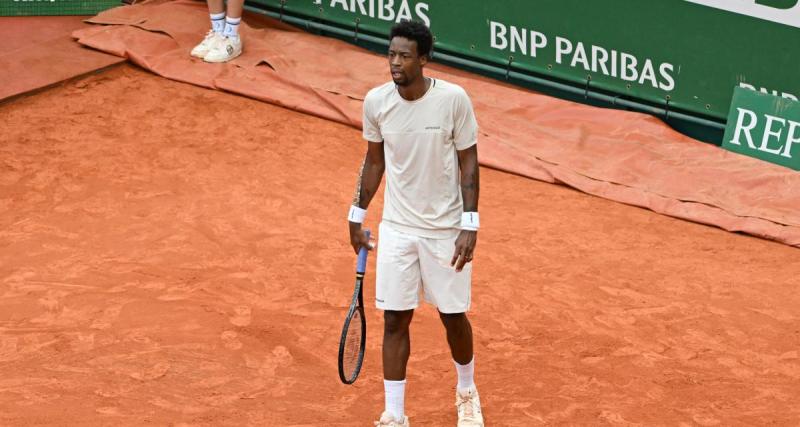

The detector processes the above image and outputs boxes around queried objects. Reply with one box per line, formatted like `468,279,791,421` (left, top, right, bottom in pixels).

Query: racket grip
356,229,371,274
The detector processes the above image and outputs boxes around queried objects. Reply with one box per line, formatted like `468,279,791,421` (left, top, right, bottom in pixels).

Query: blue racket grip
356,229,371,274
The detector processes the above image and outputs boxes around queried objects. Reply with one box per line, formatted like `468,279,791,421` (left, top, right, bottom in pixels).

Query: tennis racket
338,229,370,385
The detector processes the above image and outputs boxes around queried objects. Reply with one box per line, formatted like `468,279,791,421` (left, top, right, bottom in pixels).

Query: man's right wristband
348,205,367,223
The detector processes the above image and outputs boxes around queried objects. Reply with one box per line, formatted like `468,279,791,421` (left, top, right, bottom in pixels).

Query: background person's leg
207,0,225,34
204,0,244,62
225,0,243,20
223,0,243,40
190,0,226,58
207,0,224,15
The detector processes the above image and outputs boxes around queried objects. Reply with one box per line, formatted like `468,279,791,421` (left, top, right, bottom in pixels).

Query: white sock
210,12,226,34
384,379,406,420
223,16,241,39
454,357,475,390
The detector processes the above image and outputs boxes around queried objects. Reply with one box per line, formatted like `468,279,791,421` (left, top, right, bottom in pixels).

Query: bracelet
348,205,367,223
460,212,480,230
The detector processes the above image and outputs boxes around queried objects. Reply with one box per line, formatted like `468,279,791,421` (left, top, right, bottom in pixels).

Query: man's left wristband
460,212,480,231
348,205,367,223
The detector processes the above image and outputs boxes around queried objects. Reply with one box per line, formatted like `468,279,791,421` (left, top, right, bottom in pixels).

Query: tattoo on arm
359,188,373,207
351,144,385,210
461,172,477,190
352,156,366,206
459,153,479,212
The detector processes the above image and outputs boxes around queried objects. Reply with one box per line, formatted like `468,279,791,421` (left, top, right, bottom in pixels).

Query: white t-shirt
363,78,478,239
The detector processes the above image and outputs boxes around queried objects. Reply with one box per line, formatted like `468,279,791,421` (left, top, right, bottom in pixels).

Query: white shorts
375,222,472,314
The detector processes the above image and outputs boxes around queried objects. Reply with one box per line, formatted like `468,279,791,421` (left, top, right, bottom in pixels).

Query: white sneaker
203,35,242,63
456,387,484,427
190,30,223,59
374,411,410,427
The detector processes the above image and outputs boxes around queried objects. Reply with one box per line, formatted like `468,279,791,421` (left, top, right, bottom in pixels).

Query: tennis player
190,0,245,63
347,20,484,427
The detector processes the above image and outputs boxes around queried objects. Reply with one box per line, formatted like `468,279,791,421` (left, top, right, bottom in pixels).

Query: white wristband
348,205,367,223
460,212,480,230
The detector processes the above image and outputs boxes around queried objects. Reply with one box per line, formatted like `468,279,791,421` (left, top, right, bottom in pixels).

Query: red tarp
56,0,800,248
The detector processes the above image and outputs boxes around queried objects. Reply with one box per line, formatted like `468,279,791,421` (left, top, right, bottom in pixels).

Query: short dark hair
390,20,433,58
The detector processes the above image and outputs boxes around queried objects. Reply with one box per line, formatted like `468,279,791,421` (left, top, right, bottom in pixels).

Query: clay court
2,3,800,426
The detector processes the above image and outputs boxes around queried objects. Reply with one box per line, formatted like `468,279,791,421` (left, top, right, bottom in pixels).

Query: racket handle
356,229,371,274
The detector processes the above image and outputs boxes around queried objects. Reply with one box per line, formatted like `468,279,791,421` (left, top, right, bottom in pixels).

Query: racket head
338,228,370,385
338,282,366,384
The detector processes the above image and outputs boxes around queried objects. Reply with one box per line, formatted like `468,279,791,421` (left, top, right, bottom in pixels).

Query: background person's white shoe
374,411,410,426
190,30,223,58
456,387,484,427
203,36,242,63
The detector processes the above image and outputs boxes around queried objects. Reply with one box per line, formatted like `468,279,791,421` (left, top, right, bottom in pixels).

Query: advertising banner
0,0,121,16
723,86,800,170
251,0,800,121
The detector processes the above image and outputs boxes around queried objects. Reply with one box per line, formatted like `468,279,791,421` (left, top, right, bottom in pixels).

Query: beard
392,72,409,86
393,77,410,86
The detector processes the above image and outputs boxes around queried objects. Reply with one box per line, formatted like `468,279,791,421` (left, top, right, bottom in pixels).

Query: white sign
684,0,800,28
489,21,677,92
315,0,430,26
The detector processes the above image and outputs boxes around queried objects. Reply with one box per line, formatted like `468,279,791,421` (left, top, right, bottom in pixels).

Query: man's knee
439,311,469,331
384,310,414,335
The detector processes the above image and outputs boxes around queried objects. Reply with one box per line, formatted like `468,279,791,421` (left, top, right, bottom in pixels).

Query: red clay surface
0,16,124,101
1,16,89,53
1,65,799,426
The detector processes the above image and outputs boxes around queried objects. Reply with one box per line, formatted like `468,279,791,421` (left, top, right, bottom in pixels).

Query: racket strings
341,310,364,379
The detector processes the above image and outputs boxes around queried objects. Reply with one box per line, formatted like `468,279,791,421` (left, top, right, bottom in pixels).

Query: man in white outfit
347,20,484,427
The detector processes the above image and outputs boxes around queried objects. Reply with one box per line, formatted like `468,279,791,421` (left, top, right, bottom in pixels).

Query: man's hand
349,222,373,254
450,230,477,272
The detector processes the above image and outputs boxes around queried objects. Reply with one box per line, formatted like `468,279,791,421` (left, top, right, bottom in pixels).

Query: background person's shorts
375,222,472,313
